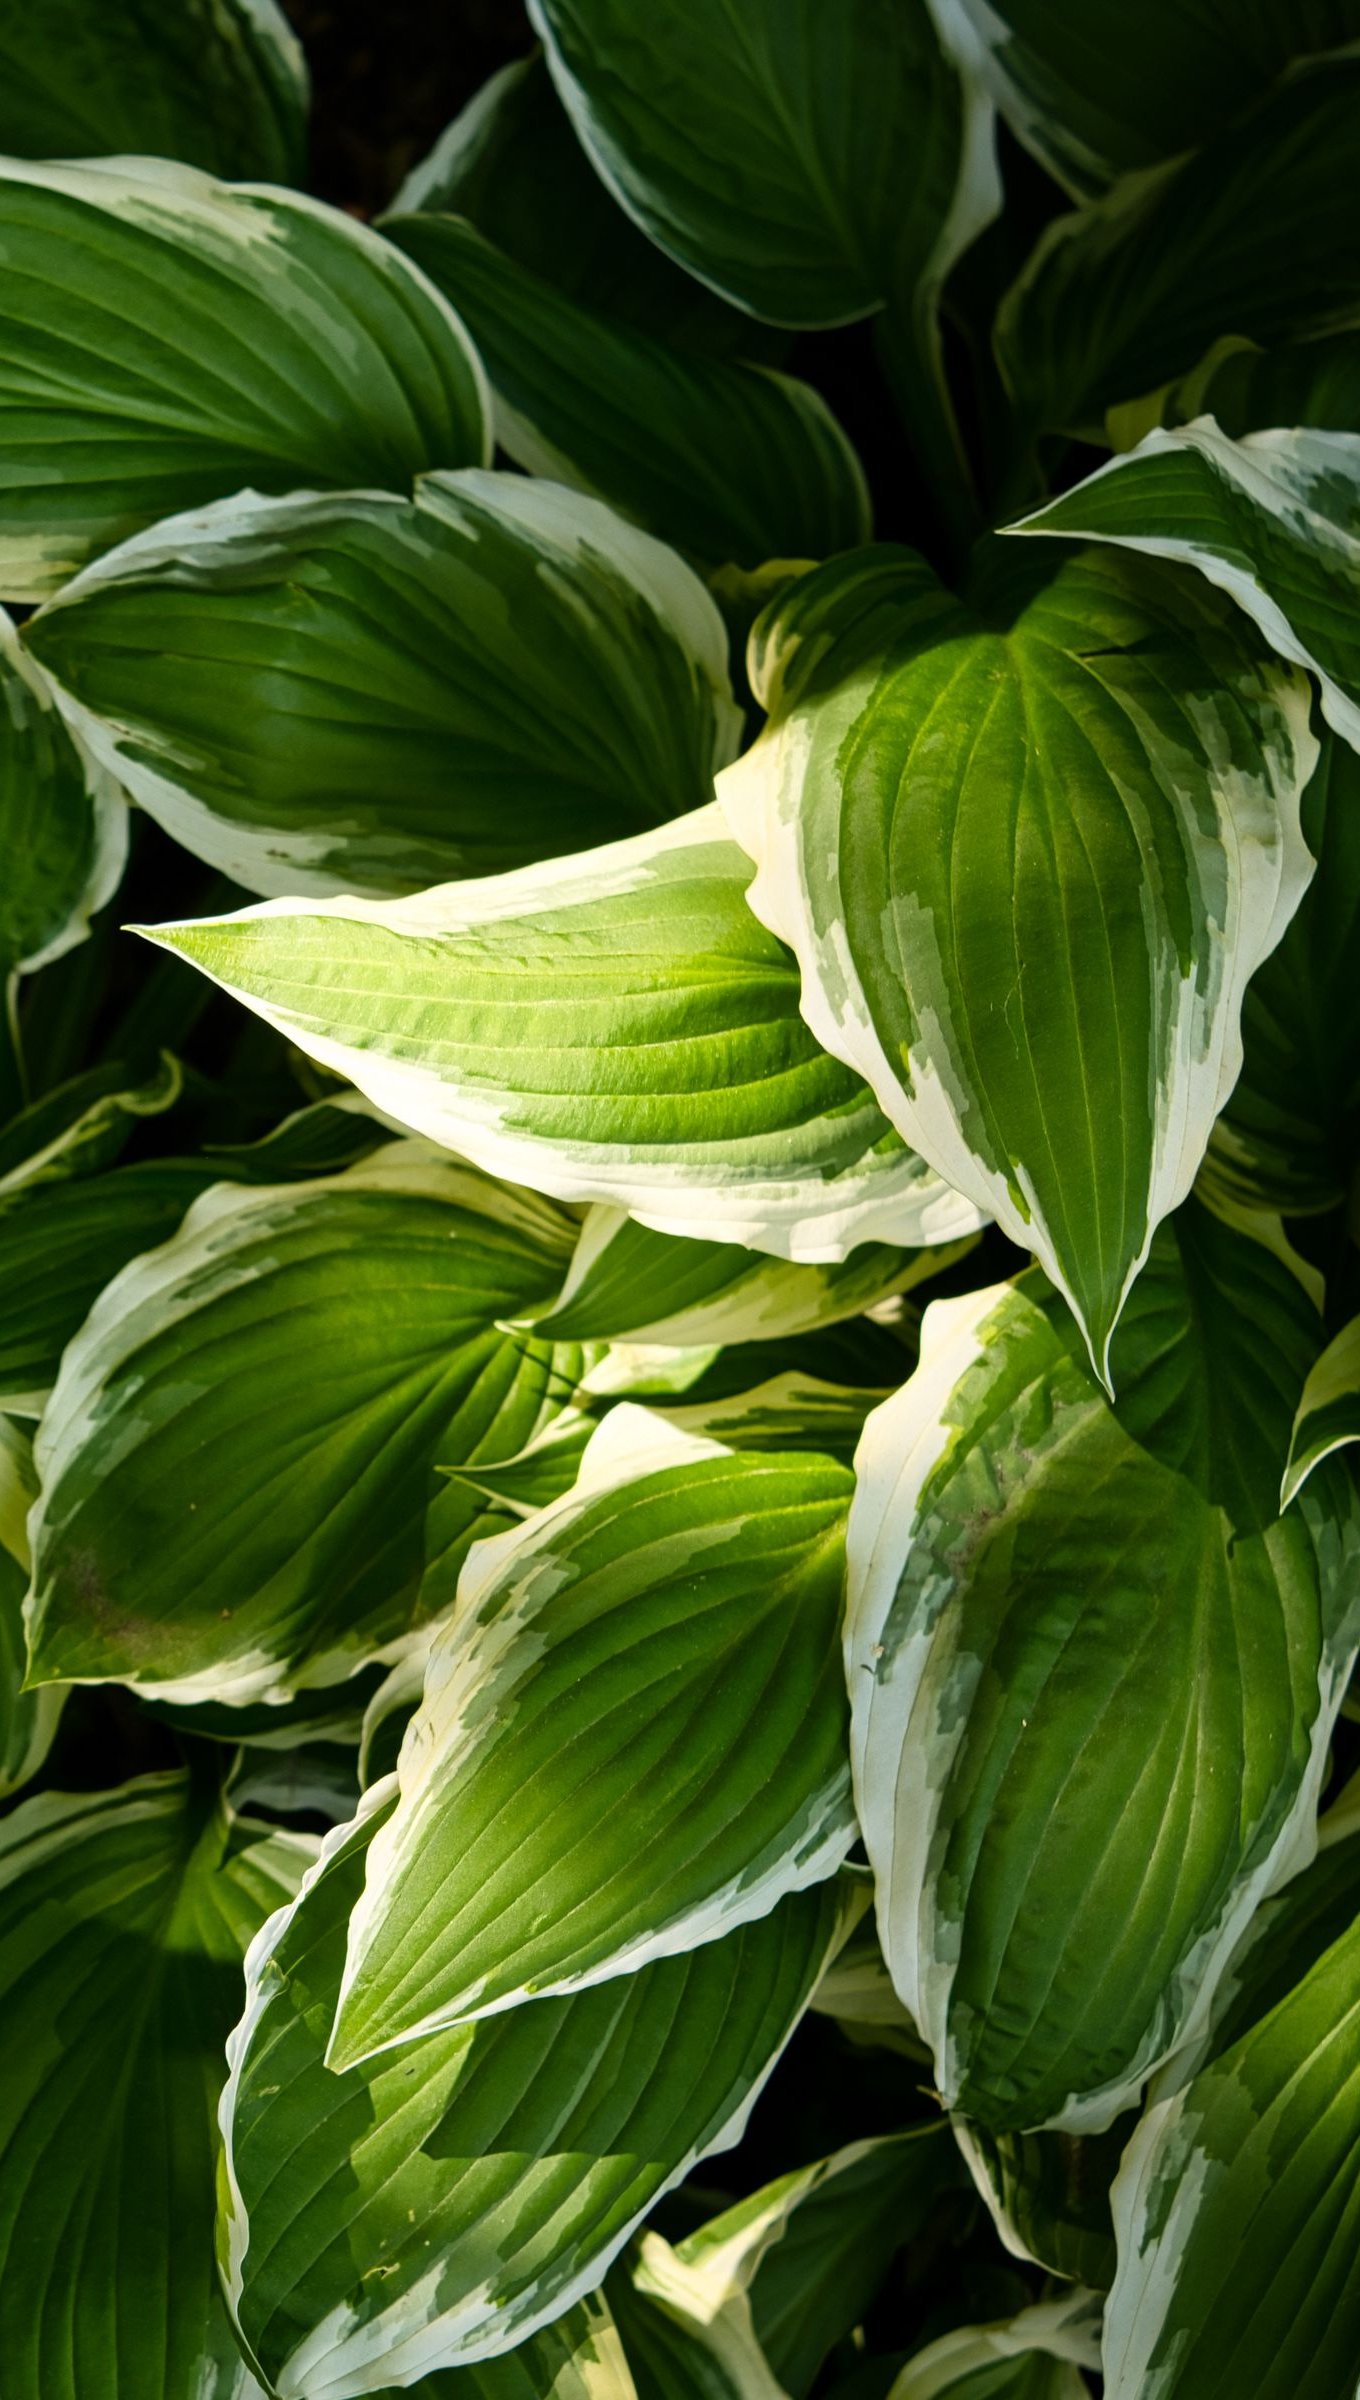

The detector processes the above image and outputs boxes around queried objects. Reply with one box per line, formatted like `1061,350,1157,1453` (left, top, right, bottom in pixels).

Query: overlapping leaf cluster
3,4,1360,2397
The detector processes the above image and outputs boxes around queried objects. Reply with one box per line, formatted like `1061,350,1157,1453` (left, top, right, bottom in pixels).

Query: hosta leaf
952,2118,1125,2291
529,1204,970,1350
608,2238,786,2400
26,472,739,899
845,1201,1360,2133
0,156,489,601
392,51,775,361
0,1051,182,1189
1014,420,1360,748
0,0,307,181
995,57,1360,437
219,1781,860,2396
1282,1317,1360,1508
1103,1915,1360,2400
0,608,125,977
930,0,1360,196
1199,729,1360,1216
381,214,870,569
889,2294,1101,2400
528,0,996,331
721,546,1314,1383
396,2297,639,2400
0,1420,60,1798
141,805,985,1262
661,1373,888,1466
671,2129,964,2398
0,1771,311,2400
0,1158,209,1413
26,1144,577,1704
1148,331,1360,444
328,1411,855,2063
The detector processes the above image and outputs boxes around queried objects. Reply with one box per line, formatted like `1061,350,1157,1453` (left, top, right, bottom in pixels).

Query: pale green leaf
528,1204,971,1350
845,1201,1360,2133
995,57,1360,437
1103,1916,1360,2399
26,1144,578,1704
928,0,1360,196
0,1771,311,2400
328,1410,855,2063
139,804,985,1263
219,1781,861,2396
26,470,739,899
888,2294,1101,2400
528,0,996,332
0,156,489,601
1282,1317,1360,1508
0,0,307,181
380,214,870,569
1013,418,1360,749
0,607,125,977
722,546,1315,1383
609,2238,786,2400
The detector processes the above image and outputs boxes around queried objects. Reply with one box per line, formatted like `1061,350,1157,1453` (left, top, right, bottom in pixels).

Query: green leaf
0,608,125,978
952,2118,1125,2292
930,0,1360,196
889,2294,1101,2399
0,1052,182,1189
0,1770,311,2400
0,1160,210,1414
671,2129,965,2397
722,546,1314,1383
327,1410,854,2064
395,2297,640,2400
0,0,307,182
1282,1317,1360,1507
0,157,490,602
1199,730,1360,1216
26,1143,578,1704
845,1201,1360,2133
529,1204,971,1349
608,2238,786,2400
140,804,985,1263
0,1419,61,1797
528,0,997,331
1113,331,1360,449
219,1781,861,2393
392,51,778,361
1013,419,1360,750
1102,1914,1360,2400
26,470,739,899
995,57,1360,437
380,214,870,570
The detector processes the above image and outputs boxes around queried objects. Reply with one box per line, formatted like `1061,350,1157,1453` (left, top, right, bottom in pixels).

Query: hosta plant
3,3,1360,2397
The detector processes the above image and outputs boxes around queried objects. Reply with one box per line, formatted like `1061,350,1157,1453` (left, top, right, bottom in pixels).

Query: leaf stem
873,291,983,576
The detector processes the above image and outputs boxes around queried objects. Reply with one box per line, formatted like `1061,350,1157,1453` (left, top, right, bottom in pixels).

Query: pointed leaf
0,0,308,181
722,546,1314,1381
0,157,489,601
26,470,739,899
0,1052,182,1190
845,1201,1360,2133
528,0,996,332
26,1145,578,1704
381,214,870,570
952,2118,1124,2292
889,2295,1100,2400
1103,1915,1360,2400
1014,419,1360,750
1282,1317,1360,1508
329,1416,855,2061
140,805,984,1263
220,1783,861,2395
0,1772,311,2400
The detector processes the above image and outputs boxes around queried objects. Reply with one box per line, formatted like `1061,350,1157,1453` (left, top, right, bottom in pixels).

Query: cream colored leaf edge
328,1406,857,2063
219,1779,868,2397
